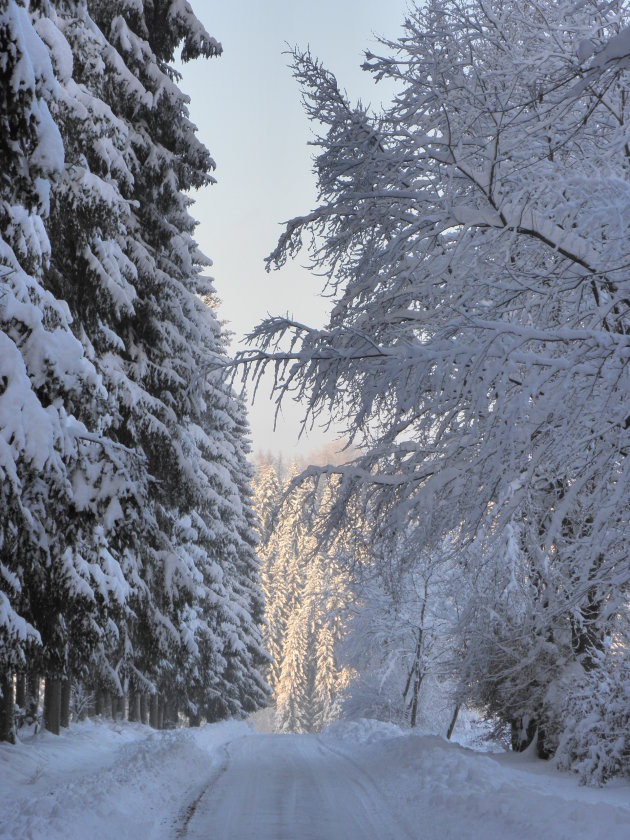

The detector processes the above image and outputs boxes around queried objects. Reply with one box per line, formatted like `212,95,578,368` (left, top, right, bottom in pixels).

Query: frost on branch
246,0,630,782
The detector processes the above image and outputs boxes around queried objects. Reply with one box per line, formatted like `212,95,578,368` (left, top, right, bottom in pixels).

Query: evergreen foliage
0,0,266,738
254,464,351,732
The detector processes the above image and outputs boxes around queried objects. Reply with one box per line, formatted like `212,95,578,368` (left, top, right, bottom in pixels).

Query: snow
185,732,411,840
0,719,249,840
593,26,630,67
33,16,74,83
323,717,405,745
0,331,57,477
1,718,629,839
323,721,630,840
0,590,40,647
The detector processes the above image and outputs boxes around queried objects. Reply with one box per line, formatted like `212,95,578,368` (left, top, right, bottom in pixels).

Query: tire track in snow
180,732,416,840
173,736,247,839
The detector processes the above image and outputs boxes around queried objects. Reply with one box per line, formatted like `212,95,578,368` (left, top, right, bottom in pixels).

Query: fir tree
275,601,311,733
1,0,267,736
68,0,267,718
253,461,282,547
0,0,124,737
257,467,351,732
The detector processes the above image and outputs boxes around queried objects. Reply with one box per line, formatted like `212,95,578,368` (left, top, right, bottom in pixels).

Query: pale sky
177,1,408,456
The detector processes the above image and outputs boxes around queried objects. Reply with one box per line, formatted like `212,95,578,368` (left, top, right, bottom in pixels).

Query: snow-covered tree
259,462,301,690
27,0,150,729
0,0,131,739
339,527,460,733
244,0,630,777
41,0,268,723
1,0,267,738
254,461,282,548
196,387,269,720
252,459,282,692
259,468,351,732
0,0,69,741
310,481,353,731
275,601,312,733
253,461,282,641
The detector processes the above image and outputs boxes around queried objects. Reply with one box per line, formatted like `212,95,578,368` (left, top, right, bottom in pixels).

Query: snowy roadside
2,717,630,840
0,718,250,840
321,719,630,840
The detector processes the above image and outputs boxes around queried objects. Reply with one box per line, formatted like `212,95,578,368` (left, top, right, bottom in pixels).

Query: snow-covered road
182,733,413,840
2,718,630,840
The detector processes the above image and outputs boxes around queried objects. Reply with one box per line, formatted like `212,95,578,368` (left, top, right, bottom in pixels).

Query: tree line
0,0,267,742
254,460,351,733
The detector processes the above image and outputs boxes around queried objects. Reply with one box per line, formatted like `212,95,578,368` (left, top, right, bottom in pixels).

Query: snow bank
322,717,404,745
322,726,630,840
0,718,249,840
2,719,629,839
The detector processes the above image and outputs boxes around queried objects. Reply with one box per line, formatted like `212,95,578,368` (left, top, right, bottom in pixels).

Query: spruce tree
1,0,267,735
253,460,282,685
275,602,311,732
259,468,351,732
254,461,282,547
64,0,266,716
0,0,122,736
223,391,269,713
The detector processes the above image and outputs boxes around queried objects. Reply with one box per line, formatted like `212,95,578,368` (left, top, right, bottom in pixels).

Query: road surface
181,733,415,840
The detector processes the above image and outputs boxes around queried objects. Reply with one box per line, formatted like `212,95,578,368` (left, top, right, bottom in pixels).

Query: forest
0,0,267,740
2,0,630,796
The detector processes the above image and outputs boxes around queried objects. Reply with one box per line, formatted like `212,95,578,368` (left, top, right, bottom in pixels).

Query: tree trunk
94,688,103,716
165,697,178,729
403,591,428,729
158,695,164,730
189,711,201,727
75,683,89,721
536,725,551,760
140,694,148,725
149,693,159,729
44,677,61,735
446,704,460,740
26,671,39,724
511,716,536,752
128,689,141,722
15,673,26,710
0,672,16,744
100,690,109,718
60,680,71,728
409,670,424,728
